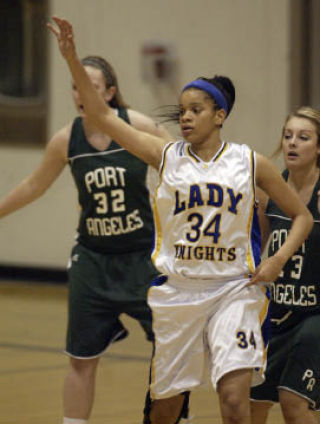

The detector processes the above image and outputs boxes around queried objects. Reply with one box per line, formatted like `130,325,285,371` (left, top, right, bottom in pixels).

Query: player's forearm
66,54,109,128
0,180,46,219
273,211,313,266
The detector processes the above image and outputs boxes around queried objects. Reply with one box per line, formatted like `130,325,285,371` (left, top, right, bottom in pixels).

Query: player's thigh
208,283,268,389
66,244,127,357
280,315,320,410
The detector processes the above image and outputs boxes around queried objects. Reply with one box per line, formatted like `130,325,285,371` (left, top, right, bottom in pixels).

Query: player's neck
190,135,223,162
82,118,113,150
288,166,320,204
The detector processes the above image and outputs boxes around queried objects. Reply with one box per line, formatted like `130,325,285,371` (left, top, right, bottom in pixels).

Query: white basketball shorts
148,276,269,399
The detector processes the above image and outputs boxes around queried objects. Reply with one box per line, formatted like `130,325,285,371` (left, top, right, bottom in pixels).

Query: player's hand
248,255,285,285
47,16,76,61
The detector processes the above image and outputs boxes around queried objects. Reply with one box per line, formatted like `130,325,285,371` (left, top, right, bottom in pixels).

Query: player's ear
215,108,227,126
105,85,116,103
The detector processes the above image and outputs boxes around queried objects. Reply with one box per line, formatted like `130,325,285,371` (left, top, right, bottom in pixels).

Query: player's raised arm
47,16,167,169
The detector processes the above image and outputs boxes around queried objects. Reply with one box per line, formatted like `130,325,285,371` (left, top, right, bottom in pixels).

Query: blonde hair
273,106,320,167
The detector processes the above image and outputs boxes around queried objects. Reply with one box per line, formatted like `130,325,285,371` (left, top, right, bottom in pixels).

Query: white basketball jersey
152,140,261,281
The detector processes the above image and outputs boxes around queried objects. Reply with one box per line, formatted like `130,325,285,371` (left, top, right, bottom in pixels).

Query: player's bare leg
149,394,185,424
63,357,99,421
218,369,252,424
250,401,272,424
279,389,318,424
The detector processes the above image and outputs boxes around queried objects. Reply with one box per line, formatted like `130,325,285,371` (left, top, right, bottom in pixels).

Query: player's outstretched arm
48,17,167,169
0,128,69,219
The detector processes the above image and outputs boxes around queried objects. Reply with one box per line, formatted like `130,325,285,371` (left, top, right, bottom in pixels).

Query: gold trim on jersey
259,285,270,373
159,142,174,178
246,150,256,273
250,150,256,201
151,194,162,265
186,145,200,162
152,143,174,264
186,141,228,164
214,141,228,162
147,285,157,399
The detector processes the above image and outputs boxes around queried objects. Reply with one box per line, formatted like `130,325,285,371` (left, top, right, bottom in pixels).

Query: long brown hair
81,56,129,109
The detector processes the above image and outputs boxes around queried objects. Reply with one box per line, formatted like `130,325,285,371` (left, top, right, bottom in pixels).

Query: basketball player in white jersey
49,17,313,424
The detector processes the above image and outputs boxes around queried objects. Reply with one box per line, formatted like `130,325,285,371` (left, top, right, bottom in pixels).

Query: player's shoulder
227,141,252,153
50,122,73,143
127,108,173,141
127,109,156,131
225,141,256,164
162,140,184,162
46,121,73,159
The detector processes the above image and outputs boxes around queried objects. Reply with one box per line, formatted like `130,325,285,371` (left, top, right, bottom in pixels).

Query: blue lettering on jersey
188,185,204,209
174,183,243,215
207,183,223,207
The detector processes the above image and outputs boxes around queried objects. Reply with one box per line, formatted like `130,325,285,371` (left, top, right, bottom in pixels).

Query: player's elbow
297,208,314,241
305,209,314,235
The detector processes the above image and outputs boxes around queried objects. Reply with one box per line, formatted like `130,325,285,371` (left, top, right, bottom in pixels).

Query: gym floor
0,281,286,424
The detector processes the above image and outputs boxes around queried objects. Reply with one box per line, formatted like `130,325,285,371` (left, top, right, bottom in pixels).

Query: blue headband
182,79,229,114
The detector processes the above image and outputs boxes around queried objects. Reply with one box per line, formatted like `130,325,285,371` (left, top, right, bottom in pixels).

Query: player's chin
184,133,199,144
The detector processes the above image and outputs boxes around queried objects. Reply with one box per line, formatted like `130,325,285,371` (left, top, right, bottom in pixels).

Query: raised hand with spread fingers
47,16,77,60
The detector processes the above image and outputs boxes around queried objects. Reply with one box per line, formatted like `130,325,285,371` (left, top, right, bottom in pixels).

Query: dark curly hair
157,75,235,125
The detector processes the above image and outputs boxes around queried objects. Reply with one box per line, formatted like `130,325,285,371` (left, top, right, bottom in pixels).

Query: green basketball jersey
267,170,320,332
68,109,156,254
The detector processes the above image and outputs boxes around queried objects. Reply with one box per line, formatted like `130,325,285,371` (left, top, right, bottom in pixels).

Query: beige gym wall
0,0,289,267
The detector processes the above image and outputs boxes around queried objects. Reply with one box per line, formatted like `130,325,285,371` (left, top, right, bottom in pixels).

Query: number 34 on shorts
237,330,257,349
